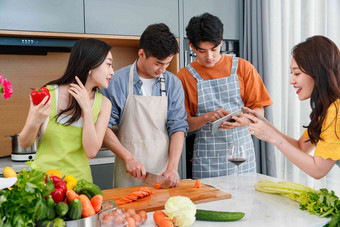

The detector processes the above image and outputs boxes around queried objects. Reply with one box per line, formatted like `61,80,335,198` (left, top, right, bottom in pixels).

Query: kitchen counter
141,173,334,227
0,149,115,173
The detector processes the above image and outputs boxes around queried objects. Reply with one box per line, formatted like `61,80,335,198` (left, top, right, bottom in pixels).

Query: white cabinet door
85,0,179,37
0,0,84,33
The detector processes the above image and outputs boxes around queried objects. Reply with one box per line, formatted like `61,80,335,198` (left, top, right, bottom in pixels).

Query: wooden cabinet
183,0,241,40
84,0,179,37
0,30,179,158
0,0,84,33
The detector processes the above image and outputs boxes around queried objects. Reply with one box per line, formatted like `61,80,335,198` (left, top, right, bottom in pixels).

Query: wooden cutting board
102,179,231,212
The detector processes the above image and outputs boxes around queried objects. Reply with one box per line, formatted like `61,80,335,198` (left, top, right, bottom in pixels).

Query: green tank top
34,85,102,182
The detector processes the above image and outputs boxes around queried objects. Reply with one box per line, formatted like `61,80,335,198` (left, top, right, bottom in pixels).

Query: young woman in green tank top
19,38,113,182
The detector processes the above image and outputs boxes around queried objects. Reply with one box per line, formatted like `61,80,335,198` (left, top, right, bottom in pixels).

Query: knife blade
143,172,171,189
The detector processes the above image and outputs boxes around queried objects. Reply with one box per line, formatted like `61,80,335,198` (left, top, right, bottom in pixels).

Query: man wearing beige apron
102,23,188,188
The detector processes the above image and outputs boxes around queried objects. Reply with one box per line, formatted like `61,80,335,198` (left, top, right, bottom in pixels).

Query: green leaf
53,217,66,227
43,180,55,197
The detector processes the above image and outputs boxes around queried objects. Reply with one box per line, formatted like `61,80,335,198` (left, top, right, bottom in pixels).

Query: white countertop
142,173,333,227
0,149,115,173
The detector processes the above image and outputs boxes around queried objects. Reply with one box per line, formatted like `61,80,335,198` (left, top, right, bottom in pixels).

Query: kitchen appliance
0,37,78,55
103,179,231,212
6,134,37,161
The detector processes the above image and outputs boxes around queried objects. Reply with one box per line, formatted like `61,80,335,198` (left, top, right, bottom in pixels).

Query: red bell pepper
49,175,67,203
31,87,50,105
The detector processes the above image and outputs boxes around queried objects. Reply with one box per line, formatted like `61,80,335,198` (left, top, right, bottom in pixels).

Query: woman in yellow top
243,35,340,179
19,38,113,182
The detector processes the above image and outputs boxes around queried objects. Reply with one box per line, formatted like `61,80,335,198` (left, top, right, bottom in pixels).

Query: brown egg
138,210,148,223
124,212,131,219
126,217,136,227
113,214,125,226
101,214,115,226
132,213,142,225
127,208,136,217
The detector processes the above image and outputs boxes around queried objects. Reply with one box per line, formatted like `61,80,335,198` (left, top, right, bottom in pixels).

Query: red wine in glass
228,158,246,166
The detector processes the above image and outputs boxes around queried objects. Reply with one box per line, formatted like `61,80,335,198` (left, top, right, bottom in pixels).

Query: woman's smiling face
289,58,315,101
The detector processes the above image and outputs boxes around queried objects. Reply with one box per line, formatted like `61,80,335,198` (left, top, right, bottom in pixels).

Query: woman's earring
89,70,92,75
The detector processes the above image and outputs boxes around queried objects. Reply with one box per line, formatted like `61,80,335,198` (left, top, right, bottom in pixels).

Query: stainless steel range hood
0,37,78,55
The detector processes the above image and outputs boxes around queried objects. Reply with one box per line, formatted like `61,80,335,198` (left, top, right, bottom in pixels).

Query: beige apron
114,62,169,188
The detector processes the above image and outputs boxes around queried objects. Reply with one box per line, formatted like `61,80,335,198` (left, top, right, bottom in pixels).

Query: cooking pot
6,134,38,154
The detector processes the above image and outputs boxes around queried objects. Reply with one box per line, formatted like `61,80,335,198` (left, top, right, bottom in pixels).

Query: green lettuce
255,180,340,227
0,161,58,226
165,196,196,227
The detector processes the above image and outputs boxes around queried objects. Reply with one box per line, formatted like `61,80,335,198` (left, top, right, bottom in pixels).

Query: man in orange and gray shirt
176,13,273,179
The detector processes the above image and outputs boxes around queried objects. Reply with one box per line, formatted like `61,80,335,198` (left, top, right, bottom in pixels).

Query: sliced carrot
78,194,96,218
125,195,138,201
120,197,133,203
154,183,162,189
114,193,119,197
91,194,103,213
194,179,201,188
115,200,126,205
66,189,79,204
114,187,154,206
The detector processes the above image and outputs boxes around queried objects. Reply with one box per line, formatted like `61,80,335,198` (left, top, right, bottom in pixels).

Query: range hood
0,37,78,55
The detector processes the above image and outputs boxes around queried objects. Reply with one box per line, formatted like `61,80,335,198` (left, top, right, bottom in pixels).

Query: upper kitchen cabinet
84,0,179,37
183,0,241,40
0,0,84,33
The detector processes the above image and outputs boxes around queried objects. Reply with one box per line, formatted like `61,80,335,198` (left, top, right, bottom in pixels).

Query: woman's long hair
292,35,340,144
45,38,111,125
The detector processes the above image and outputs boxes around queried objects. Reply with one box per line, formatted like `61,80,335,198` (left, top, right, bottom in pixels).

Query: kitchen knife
143,172,171,189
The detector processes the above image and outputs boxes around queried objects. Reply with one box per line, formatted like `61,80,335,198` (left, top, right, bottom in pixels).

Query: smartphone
211,109,244,134
215,109,244,123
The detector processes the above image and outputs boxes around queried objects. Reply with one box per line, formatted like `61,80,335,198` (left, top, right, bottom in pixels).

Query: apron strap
128,61,137,96
231,56,239,75
159,74,166,97
46,85,57,119
129,60,166,97
187,64,203,81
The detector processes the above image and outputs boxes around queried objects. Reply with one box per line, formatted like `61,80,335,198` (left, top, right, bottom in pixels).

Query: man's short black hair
139,23,179,60
186,13,224,49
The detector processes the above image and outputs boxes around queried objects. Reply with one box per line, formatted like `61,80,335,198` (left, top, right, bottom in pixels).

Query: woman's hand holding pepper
28,95,52,127
68,76,92,113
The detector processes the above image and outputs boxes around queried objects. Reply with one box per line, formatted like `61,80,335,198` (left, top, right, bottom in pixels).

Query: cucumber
46,196,56,220
56,201,69,217
68,198,82,220
195,209,245,222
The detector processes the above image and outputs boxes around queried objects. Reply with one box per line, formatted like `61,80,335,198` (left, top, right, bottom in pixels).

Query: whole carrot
78,194,95,218
91,194,103,213
66,190,79,204
153,210,174,227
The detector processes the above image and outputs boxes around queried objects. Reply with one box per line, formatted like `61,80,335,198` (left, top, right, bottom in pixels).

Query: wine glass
227,144,247,188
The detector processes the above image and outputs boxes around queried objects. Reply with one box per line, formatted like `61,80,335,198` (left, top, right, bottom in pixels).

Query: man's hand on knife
125,158,146,181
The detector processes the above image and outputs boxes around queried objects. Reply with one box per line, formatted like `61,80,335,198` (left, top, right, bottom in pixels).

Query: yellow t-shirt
302,99,340,160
